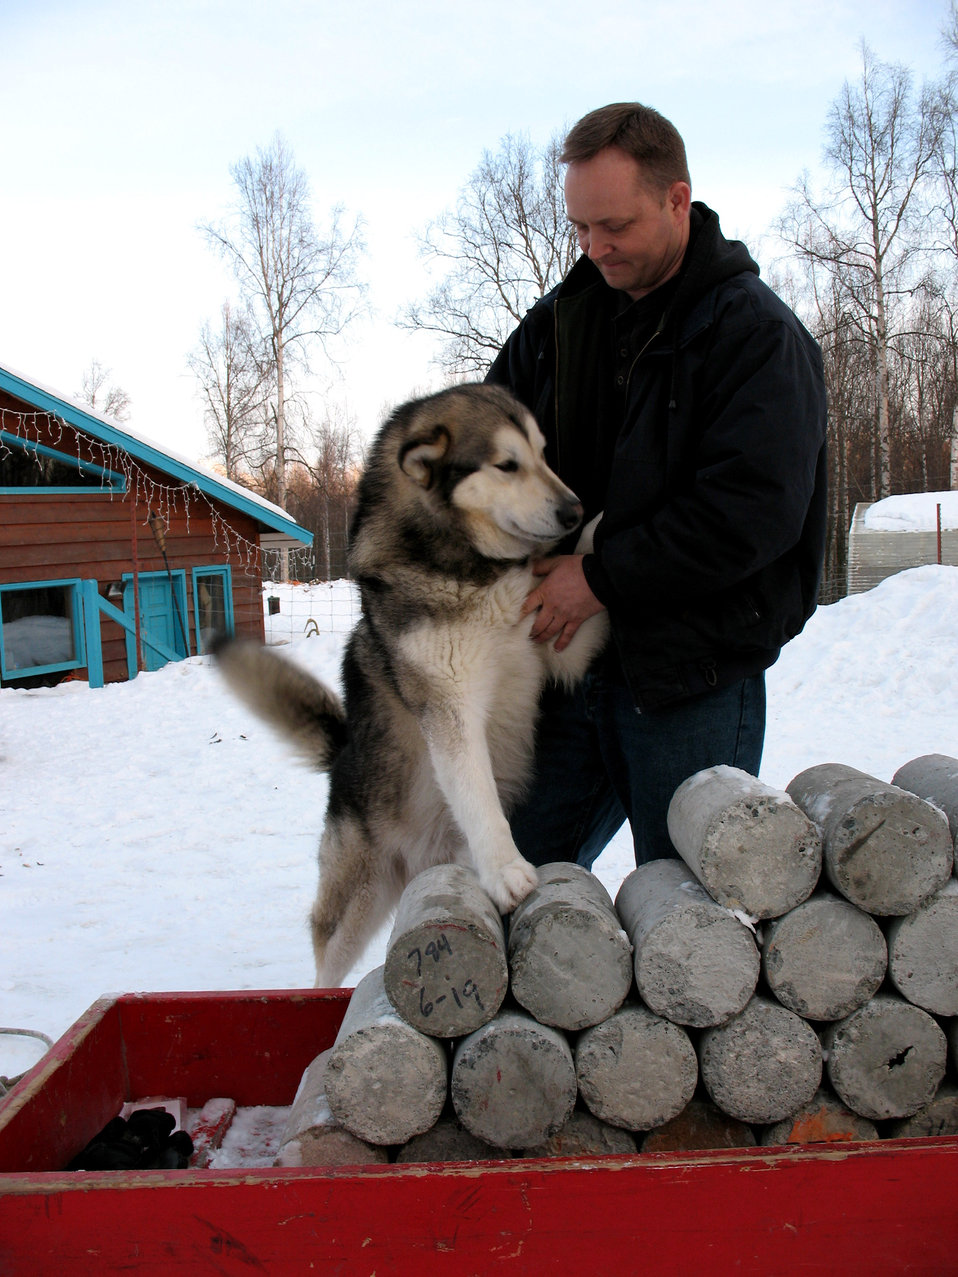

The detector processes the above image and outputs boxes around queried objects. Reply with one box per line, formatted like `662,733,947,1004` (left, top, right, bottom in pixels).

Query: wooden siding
0,398,266,684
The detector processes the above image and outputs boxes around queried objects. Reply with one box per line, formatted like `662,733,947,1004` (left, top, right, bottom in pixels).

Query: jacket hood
669,202,758,315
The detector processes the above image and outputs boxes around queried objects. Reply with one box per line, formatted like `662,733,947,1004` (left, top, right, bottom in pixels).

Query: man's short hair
561,103,691,192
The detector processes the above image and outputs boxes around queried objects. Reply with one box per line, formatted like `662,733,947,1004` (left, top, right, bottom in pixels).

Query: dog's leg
309,823,396,988
423,704,538,913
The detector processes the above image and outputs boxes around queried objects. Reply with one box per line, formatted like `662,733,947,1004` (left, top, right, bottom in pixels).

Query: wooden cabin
0,361,311,688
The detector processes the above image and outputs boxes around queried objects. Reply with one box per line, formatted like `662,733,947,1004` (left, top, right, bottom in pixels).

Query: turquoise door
123,572,189,675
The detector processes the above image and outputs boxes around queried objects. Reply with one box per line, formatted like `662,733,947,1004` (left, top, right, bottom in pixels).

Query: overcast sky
1,0,952,462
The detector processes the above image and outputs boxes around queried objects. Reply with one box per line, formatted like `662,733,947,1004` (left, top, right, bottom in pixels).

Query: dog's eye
495,459,519,473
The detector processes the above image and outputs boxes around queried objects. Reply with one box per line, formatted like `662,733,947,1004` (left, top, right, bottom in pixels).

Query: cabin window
0,580,84,685
0,431,126,492
192,566,234,654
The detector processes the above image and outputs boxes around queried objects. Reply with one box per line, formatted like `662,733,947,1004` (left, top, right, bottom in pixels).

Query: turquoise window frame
0,430,127,494
0,578,86,681
191,566,234,654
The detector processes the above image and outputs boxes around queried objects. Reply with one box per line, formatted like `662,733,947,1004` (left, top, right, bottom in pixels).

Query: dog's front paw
487,856,538,913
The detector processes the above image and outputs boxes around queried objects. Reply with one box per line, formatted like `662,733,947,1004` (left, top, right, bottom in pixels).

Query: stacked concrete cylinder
665,760,956,1140
277,755,958,1163
278,860,636,1162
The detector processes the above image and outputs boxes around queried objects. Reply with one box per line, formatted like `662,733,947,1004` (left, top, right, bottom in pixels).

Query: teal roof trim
0,364,312,547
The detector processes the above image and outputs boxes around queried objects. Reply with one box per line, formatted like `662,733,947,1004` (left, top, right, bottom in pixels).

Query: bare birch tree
201,134,366,575
79,358,131,422
279,404,363,581
929,1,958,487
779,44,948,498
401,132,578,376
892,291,957,490
308,407,364,580
188,301,269,480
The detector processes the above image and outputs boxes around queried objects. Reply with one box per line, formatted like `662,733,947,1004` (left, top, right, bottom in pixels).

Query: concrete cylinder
324,966,448,1146
507,862,633,1030
761,890,887,1021
667,765,822,918
383,863,508,1037
823,994,948,1121
887,1084,958,1138
886,878,958,1016
395,1114,504,1164
698,995,823,1125
274,1050,391,1167
893,753,958,853
450,1009,576,1151
759,1087,878,1147
615,859,759,1027
787,763,953,915
640,1099,756,1152
521,1109,639,1159
575,1004,698,1133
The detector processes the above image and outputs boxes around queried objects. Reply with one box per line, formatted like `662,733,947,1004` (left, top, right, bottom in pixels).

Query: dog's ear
398,425,451,489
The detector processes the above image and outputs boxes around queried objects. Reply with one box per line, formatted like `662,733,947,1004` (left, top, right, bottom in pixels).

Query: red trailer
0,989,955,1274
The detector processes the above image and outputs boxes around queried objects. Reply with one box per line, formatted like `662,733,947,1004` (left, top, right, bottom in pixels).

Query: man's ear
668,180,692,218
399,425,451,488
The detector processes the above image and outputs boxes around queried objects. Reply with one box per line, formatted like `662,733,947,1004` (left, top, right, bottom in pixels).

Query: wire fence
260,570,854,646
261,580,361,646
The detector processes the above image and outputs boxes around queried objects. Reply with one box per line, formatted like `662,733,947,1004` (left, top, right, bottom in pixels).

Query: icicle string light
0,406,297,577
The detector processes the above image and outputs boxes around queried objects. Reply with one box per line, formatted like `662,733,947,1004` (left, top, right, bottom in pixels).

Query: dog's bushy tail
211,636,347,771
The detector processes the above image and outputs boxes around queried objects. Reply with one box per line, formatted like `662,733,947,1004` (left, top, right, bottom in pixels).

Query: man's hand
521,554,606,652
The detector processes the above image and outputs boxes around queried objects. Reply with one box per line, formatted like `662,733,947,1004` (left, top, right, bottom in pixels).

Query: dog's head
390,384,583,560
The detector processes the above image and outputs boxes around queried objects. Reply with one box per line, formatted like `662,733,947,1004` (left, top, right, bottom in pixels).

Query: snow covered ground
2,565,957,1083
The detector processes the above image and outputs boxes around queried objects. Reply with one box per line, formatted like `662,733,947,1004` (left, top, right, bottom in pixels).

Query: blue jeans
509,665,766,870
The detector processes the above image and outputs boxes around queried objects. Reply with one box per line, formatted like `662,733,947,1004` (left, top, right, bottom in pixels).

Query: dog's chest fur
372,564,542,707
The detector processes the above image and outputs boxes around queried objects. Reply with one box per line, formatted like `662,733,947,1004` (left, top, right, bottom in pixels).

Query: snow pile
1,566,957,1073
760,565,958,786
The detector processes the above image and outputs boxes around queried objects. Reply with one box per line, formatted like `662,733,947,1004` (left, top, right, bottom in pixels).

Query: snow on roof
863,491,958,533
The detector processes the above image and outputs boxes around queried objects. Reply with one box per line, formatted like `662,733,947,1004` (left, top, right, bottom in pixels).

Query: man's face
564,147,691,300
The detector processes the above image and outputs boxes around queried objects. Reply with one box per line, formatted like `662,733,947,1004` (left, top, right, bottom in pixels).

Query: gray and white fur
215,383,607,986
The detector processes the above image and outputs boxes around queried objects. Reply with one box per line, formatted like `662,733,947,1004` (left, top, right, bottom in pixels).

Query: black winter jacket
486,202,828,711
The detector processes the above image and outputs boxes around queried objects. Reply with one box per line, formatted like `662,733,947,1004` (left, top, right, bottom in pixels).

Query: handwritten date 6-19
419,978,484,1020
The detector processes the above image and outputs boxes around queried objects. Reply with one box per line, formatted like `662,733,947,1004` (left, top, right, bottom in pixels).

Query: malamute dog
215,384,607,986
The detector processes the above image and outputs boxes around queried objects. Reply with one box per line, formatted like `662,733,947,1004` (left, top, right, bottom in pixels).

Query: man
486,102,828,870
